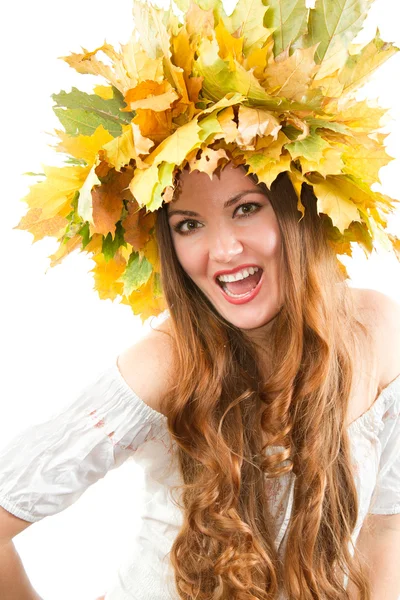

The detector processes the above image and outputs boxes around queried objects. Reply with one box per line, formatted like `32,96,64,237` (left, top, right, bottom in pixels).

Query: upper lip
214,264,263,279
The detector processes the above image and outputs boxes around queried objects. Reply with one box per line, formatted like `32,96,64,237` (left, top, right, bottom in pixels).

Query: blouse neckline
347,372,400,432
112,362,400,434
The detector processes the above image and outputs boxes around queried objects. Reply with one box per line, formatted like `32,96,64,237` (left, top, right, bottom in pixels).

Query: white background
0,1,399,599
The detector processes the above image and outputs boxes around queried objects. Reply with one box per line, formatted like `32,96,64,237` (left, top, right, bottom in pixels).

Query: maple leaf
237,106,281,149
52,88,133,138
48,236,83,268
330,99,387,133
215,20,244,70
93,85,114,100
220,0,272,56
89,166,134,237
143,235,161,272
76,164,101,226
121,272,167,323
217,106,238,142
189,147,229,178
90,251,126,301
263,45,319,102
14,208,68,244
338,31,399,96
194,35,283,109
263,0,309,57
124,80,180,112
312,177,362,233
299,146,345,178
62,34,164,95
388,235,400,262
118,250,153,297
302,0,374,79
18,165,90,222
101,124,152,172
342,133,394,185
56,125,114,165
285,131,331,162
121,201,155,251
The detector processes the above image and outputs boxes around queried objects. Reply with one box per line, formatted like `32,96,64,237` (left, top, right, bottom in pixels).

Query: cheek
251,219,282,258
172,237,205,278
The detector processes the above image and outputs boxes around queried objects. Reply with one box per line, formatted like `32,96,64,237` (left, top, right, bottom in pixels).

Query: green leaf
307,118,349,134
64,157,88,166
119,251,153,296
285,131,330,162
338,31,399,96
78,222,91,249
148,162,176,212
194,35,286,108
102,221,127,262
263,0,309,56
52,87,134,138
303,0,373,76
220,0,271,55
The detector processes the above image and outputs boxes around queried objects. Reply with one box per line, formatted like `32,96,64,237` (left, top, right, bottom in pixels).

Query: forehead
168,162,260,209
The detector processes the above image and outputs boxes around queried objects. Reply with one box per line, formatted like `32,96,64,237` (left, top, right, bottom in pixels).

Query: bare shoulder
350,287,400,390
116,317,175,416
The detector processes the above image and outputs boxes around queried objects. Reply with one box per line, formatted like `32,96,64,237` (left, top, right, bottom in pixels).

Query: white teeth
217,266,259,283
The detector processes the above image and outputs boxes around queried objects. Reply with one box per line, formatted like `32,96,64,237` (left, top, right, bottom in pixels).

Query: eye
234,202,262,217
172,219,202,236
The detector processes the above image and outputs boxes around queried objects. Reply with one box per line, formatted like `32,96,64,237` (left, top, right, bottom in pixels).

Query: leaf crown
17,0,400,321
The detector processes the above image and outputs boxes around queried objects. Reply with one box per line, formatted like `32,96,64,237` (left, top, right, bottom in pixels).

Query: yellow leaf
263,45,319,102
22,165,90,221
332,99,387,133
244,39,274,79
312,178,362,233
388,234,400,261
143,236,161,271
131,123,155,156
56,125,114,165
90,252,126,301
101,124,148,171
299,146,345,177
124,80,179,112
48,236,82,268
342,133,394,185
217,106,238,143
14,208,68,243
121,272,167,322
215,20,244,70
77,164,101,224
237,106,281,149
249,152,292,189
93,85,114,100
63,35,164,94
189,147,229,178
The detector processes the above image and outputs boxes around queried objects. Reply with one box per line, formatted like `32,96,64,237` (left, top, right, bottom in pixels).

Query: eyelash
172,202,263,236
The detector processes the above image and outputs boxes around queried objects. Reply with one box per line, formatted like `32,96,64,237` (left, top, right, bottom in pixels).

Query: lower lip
216,271,264,305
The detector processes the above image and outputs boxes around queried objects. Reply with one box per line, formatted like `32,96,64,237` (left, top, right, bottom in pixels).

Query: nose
208,227,243,263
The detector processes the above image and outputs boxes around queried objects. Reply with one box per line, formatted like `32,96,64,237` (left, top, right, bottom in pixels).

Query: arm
0,507,43,600
347,513,400,599
0,541,43,600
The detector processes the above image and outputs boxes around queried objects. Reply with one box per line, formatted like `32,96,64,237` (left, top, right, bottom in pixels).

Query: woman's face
167,163,284,332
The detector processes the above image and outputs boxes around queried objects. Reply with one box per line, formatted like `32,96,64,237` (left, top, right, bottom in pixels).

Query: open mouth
216,268,263,298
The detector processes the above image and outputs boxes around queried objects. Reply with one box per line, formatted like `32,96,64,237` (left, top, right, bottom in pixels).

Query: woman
1,0,400,598
1,160,400,600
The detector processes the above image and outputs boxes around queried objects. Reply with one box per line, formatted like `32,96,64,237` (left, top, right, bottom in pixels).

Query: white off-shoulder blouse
0,361,399,600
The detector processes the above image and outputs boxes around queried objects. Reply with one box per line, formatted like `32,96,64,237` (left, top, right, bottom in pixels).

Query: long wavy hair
154,165,374,599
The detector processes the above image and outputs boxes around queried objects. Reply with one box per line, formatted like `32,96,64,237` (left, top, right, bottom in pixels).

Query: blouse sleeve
368,374,400,515
0,361,166,523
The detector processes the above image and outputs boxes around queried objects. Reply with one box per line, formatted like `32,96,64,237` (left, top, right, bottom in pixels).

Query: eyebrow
167,189,266,219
